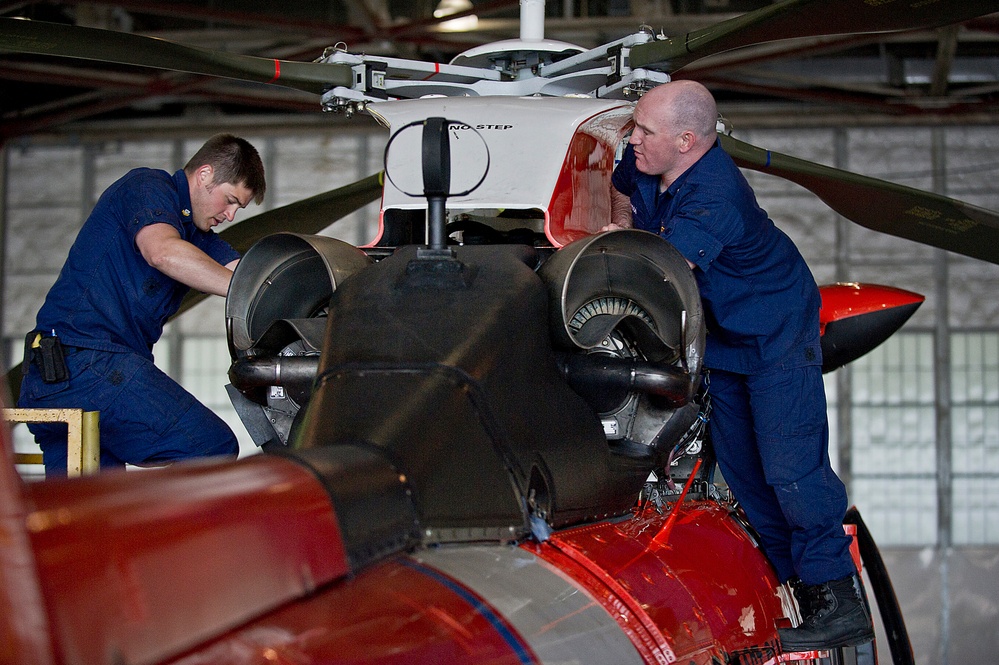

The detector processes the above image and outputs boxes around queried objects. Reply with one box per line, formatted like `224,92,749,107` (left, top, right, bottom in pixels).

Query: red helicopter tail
819,283,925,373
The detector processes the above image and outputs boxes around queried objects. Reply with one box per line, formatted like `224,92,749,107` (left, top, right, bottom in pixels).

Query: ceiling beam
930,25,960,97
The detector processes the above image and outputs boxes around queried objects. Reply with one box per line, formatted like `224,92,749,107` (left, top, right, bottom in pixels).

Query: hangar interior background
2,1,999,663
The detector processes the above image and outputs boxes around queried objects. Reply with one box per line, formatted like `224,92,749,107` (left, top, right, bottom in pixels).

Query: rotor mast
521,0,545,41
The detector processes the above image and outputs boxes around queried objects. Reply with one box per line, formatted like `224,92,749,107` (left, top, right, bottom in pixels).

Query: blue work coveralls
612,142,856,585
18,168,241,475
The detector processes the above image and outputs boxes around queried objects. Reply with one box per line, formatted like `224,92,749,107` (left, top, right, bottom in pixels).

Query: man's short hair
185,134,266,204
668,83,717,140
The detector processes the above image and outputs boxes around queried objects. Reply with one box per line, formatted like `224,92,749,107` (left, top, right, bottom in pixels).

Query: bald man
609,81,874,652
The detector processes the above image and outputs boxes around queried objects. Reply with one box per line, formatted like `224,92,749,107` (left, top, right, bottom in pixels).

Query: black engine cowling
225,228,707,557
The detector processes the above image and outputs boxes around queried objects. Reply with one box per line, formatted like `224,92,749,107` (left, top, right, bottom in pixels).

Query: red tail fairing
819,283,924,373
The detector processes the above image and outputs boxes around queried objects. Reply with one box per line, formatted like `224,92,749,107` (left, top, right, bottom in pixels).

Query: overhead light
434,0,478,32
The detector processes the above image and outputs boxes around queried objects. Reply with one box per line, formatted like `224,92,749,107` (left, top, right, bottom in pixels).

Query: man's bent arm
601,186,635,232
136,223,234,296
610,186,633,227
608,186,694,269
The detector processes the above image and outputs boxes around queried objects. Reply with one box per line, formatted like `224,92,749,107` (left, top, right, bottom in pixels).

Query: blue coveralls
18,168,241,475
612,142,856,585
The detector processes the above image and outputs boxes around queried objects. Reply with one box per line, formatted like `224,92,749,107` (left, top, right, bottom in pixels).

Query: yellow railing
4,408,100,476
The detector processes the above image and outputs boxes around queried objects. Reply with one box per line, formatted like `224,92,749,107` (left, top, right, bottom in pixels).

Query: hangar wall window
844,330,999,547
951,332,999,545
849,332,938,546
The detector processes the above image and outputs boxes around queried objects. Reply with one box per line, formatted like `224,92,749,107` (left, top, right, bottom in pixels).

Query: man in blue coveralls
606,80,873,651
19,134,265,475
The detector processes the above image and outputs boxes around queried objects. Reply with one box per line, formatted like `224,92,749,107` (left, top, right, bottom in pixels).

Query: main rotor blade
630,0,999,72
220,172,384,254
720,134,999,265
0,18,351,94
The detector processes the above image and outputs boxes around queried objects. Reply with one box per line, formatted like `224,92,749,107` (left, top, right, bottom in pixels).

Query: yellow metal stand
5,408,100,477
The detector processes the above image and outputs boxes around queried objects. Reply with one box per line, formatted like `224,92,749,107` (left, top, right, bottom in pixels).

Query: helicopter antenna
422,117,451,252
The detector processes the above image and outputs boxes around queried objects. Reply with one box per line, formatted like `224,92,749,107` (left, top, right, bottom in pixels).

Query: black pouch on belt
23,331,69,384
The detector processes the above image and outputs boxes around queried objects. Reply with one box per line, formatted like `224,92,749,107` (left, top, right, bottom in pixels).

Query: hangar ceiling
1,0,999,138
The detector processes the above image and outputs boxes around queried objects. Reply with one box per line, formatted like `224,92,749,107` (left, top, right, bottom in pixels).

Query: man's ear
198,164,214,186
678,131,695,153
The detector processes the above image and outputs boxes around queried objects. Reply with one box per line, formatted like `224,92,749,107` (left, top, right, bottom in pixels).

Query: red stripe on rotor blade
422,62,441,80
269,59,281,83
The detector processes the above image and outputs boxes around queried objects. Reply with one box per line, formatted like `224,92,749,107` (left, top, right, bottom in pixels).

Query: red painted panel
818,283,924,333
165,557,536,665
526,539,676,664
0,413,54,665
22,455,349,665
546,125,621,247
531,501,785,663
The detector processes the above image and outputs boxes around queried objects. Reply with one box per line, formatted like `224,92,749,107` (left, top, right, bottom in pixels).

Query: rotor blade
4,173,383,404
720,134,999,265
0,18,351,95
630,0,999,72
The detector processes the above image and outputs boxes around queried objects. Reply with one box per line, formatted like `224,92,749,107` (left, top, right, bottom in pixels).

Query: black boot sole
778,627,875,652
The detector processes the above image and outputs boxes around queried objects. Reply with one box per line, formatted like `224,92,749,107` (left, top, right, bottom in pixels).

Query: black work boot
778,574,874,651
787,577,810,622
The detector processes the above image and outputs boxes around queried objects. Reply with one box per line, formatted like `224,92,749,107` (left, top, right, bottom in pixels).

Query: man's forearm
610,187,634,228
137,224,235,296
145,236,233,296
